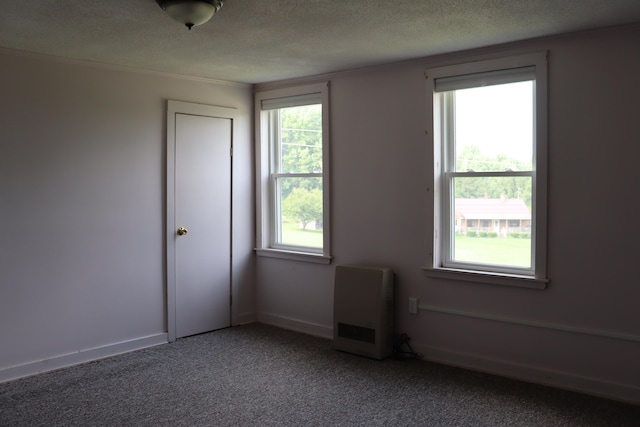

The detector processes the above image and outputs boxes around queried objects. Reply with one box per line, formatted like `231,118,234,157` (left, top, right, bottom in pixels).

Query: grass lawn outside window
281,222,323,248
454,234,530,268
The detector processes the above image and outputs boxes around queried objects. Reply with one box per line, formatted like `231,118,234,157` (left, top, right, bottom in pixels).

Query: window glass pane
452,176,532,268
453,81,533,172
276,176,323,248
279,104,322,174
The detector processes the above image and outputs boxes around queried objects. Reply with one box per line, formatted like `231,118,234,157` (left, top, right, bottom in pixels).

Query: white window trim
255,82,331,264
424,52,548,288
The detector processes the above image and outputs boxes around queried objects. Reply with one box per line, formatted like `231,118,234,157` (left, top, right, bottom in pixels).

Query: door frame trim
166,100,237,342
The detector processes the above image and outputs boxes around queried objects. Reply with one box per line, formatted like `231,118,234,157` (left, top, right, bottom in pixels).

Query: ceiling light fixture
157,0,224,30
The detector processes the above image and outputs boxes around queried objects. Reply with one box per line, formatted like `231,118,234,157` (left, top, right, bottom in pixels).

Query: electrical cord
393,333,421,360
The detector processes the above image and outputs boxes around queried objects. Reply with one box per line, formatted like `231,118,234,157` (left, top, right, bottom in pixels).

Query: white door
167,102,233,340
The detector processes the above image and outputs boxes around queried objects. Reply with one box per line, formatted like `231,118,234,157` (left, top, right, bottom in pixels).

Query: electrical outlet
408,297,419,314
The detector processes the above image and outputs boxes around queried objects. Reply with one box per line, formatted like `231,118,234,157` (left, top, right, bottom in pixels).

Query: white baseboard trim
413,343,640,405
257,312,333,339
0,333,168,384
235,311,257,326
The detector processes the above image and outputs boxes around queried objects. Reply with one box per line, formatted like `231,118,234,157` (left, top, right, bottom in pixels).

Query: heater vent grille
337,322,376,344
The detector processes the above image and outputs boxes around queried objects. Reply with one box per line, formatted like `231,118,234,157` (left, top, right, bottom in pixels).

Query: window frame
255,82,331,263
425,53,549,288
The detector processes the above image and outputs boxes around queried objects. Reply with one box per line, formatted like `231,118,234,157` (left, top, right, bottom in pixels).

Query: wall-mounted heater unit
333,265,394,359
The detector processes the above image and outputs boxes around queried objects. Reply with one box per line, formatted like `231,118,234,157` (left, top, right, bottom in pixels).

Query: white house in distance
455,198,531,236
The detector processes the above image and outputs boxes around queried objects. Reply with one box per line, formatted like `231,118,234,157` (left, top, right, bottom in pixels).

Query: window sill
255,248,332,264
422,267,548,289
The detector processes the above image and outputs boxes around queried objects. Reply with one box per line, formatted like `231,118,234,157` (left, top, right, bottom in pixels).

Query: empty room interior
1,0,640,421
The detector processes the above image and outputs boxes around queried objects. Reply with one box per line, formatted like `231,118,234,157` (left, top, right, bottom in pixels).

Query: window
255,82,331,263
427,53,548,286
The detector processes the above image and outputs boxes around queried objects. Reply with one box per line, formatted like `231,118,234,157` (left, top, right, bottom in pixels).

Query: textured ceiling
1,1,640,84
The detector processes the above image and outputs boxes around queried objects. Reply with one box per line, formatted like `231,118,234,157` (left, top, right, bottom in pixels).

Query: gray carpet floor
1,323,638,426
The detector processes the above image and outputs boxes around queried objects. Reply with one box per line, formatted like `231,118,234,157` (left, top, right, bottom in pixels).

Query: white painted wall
255,24,640,403
0,50,255,380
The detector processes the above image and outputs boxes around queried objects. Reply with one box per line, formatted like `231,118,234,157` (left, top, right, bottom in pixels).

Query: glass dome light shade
161,1,220,29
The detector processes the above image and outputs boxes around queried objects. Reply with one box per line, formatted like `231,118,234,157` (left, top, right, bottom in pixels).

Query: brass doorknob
177,227,188,236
